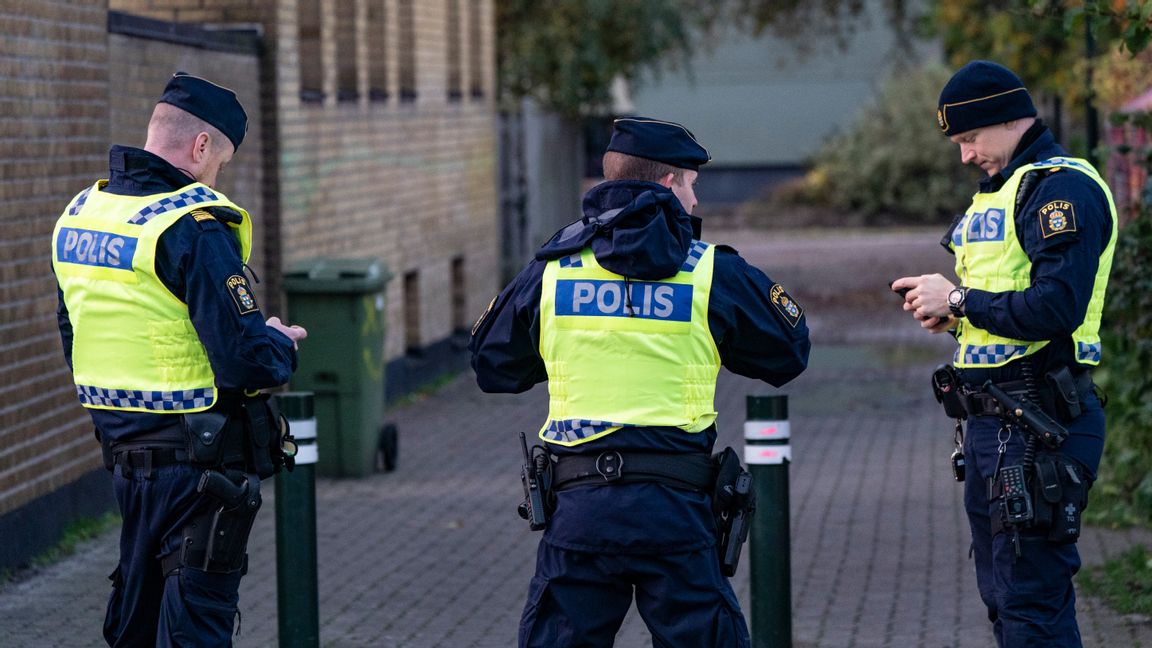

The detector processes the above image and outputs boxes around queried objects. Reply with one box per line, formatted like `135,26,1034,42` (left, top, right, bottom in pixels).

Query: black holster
164,470,262,575
712,447,756,577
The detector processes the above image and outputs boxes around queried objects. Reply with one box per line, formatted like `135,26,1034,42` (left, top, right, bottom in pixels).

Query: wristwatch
947,286,968,318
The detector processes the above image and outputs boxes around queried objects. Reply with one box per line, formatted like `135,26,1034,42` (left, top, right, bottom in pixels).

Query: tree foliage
495,0,696,118
1092,207,1152,526
495,0,920,118
930,1,1152,106
799,65,976,221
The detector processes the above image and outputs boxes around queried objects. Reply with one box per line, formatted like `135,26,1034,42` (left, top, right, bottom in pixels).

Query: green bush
1089,209,1152,527
797,64,977,222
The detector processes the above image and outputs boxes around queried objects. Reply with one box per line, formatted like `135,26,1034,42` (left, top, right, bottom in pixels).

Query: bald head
145,103,228,156
143,103,235,187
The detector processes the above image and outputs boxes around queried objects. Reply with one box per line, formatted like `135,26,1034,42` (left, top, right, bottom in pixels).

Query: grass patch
392,370,461,408
1078,545,1152,616
1,511,121,586
31,511,120,568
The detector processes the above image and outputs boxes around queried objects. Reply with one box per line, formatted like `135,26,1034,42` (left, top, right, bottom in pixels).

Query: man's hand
891,274,956,320
266,316,308,348
917,313,957,334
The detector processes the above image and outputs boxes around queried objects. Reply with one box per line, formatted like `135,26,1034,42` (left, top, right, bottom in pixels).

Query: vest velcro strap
552,451,714,492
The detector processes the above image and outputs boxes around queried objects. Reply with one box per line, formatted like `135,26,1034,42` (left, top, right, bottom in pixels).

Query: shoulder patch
1038,200,1077,239
769,283,803,328
226,274,259,315
191,209,215,222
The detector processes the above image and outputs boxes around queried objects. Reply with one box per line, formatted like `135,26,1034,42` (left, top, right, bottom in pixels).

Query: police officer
52,73,307,647
893,61,1116,647
470,117,810,647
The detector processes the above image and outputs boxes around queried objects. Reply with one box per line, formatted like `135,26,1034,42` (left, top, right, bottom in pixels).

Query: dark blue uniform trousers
519,541,750,647
104,462,248,648
962,393,1105,648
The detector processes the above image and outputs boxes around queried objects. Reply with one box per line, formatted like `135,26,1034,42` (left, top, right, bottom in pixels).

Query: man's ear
657,172,675,188
191,131,211,163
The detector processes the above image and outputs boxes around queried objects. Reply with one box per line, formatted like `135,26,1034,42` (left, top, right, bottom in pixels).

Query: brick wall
0,0,110,517
0,0,499,528
272,0,500,361
107,26,266,301
111,0,502,363
108,0,266,24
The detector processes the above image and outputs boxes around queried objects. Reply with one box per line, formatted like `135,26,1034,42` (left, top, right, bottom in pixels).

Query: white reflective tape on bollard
291,419,317,441
744,419,790,441
745,444,791,465
294,444,319,465
287,419,317,465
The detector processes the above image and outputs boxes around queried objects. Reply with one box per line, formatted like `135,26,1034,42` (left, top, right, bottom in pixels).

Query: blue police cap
937,61,1036,137
606,117,710,171
158,72,248,150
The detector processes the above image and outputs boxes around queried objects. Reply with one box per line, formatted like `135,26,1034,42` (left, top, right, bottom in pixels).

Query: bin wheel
377,423,399,472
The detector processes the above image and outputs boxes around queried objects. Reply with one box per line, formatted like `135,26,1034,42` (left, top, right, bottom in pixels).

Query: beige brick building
0,0,498,570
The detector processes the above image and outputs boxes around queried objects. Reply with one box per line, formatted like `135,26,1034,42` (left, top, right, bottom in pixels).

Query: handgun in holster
167,470,262,575
982,381,1069,449
712,447,756,577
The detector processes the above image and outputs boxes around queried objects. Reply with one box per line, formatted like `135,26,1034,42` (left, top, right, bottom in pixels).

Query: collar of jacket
103,145,197,197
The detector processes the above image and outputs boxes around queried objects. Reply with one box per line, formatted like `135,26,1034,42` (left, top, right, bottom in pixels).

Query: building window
298,0,324,103
367,0,389,102
446,0,462,102
451,257,466,334
404,270,421,356
398,0,417,102
335,0,359,102
468,0,484,99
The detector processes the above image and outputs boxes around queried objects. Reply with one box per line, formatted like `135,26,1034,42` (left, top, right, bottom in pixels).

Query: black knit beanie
937,61,1037,136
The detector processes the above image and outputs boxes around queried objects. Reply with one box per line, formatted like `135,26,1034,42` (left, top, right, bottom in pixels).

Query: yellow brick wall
0,0,499,519
111,0,501,362
273,0,499,361
107,34,268,302
0,0,110,516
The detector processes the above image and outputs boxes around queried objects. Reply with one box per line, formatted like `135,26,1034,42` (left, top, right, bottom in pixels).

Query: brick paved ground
1,227,1149,647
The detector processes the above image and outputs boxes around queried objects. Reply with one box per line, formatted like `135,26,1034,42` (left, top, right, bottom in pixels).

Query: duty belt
551,451,714,492
112,447,188,478
963,371,1093,418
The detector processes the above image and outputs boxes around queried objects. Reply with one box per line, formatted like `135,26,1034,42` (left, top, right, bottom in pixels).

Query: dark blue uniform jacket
954,121,1114,387
470,180,810,554
56,145,298,446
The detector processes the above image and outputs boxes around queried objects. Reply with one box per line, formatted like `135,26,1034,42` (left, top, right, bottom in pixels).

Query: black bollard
275,392,320,647
745,394,792,648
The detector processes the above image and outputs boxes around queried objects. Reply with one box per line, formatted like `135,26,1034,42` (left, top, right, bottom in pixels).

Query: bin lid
283,257,392,293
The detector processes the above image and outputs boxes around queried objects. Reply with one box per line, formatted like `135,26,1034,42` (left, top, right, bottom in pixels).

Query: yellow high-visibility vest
52,181,251,412
537,241,720,446
950,157,1117,368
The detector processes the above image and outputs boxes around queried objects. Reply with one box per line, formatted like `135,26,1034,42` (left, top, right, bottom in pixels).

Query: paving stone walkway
2,227,1149,647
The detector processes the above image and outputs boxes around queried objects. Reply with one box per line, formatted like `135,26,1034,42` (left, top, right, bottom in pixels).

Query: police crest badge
770,283,803,328
226,274,259,314
1039,200,1077,239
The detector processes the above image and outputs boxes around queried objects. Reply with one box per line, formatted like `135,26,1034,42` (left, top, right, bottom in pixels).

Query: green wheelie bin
283,258,391,477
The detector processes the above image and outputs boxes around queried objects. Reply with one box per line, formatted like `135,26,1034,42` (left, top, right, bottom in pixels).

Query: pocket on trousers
102,566,124,645
519,575,568,648
164,568,243,646
713,582,751,648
